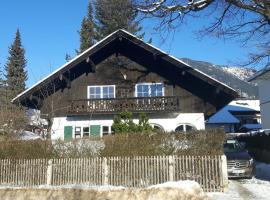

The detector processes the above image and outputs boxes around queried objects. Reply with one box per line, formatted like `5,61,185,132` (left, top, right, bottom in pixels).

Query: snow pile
0,181,209,200
148,180,202,192
19,131,43,140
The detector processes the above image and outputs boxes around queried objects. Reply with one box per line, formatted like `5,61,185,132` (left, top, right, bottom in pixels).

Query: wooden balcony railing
67,96,180,115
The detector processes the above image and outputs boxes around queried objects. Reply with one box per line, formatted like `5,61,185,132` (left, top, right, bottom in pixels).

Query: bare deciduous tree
136,0,270,67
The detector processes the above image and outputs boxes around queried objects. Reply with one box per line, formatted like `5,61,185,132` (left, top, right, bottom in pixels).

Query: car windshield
224,139,244,152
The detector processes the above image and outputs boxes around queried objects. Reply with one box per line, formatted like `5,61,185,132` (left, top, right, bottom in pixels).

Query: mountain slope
181,58,258,98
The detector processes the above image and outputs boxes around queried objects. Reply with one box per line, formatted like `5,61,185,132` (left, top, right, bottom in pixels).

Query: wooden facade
13,30,237,118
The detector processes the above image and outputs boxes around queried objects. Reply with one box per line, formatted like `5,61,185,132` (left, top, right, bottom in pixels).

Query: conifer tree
5,29,27,99
95,0,143,39
78,1,95,53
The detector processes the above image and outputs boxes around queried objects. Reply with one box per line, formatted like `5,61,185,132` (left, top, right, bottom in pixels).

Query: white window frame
135,83,164,97
87,85,116,99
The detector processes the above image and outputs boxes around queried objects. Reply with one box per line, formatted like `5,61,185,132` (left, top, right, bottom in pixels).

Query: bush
112,111,153,133
101,129,225,156
0,129,225,159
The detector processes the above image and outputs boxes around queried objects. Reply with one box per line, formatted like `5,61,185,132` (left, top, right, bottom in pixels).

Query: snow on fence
0,155,228,192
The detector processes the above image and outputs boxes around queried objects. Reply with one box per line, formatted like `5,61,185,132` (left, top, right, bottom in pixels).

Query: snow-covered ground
0,181,208,200
209,161,270,200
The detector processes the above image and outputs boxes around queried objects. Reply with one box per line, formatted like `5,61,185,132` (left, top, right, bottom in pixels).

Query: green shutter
64,126,73,141
90,125,101,137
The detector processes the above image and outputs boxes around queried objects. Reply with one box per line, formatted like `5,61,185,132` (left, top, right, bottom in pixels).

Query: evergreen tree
95,0,143,39
5,29,27,98
78,1,95,53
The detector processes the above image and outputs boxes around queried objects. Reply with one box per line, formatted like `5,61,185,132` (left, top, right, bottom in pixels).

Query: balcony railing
67,96,180,115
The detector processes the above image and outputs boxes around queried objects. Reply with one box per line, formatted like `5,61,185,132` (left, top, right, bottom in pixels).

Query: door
90,125,101,137
64,126,73,141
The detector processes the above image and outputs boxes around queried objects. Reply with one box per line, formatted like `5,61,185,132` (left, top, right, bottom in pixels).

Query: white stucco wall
51,113,205,140
258,80,270,129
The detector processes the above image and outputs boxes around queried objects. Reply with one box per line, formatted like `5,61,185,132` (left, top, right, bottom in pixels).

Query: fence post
46,159,53,186
169,156,175,182
102,157,109,185
221,155,228,192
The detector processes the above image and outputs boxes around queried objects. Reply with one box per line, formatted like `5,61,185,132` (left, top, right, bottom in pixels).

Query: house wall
51,113,205,140
258,80,270,129
40,55,216,118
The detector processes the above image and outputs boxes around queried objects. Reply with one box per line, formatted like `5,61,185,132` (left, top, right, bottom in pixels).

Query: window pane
90,87,95,95
103,94,109,98
108,93,114,98
137,93,143,97
83,127,89,132
186,125,194,132
89,94,95,99
96,87,101,94
96,94,101,99
137,85,143,93
175,125,184,132
103,87,109,94
83,127,90,137
103,126,109,136
142,85,148,93
157,91,163,96
109,86,114,94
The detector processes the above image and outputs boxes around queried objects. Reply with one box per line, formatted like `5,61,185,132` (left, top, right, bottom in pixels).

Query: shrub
112,111,153,134
0,129,225,159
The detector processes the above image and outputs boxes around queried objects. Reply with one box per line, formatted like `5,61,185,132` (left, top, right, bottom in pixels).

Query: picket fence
0,155,228,192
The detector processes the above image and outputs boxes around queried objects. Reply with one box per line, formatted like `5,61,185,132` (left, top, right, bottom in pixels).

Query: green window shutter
90,125,101,137
64,126,73,141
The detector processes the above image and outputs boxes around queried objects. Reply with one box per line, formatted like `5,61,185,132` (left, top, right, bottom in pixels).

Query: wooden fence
0,155,228,192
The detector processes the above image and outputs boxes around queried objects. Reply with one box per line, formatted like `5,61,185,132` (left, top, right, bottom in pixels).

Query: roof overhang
13,29,238,109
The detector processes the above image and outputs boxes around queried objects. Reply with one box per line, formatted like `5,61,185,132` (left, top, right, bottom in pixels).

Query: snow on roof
12,29,236,103
207,99,260,124
240,124,262,130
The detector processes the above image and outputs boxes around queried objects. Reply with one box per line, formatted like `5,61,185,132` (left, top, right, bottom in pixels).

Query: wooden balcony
67,96,180,115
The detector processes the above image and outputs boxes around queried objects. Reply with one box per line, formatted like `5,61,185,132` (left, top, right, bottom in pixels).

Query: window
83,127,90,137
102,126,110,136
75,127,81,139
88,85,115,99
175,124,196,133
136,83,164,97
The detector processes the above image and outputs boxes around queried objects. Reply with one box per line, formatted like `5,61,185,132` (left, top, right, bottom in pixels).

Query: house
206,99,261,133
12,30,237,140
248,66,270,129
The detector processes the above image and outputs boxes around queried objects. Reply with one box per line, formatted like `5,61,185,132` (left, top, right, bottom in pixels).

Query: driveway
209,162,270,200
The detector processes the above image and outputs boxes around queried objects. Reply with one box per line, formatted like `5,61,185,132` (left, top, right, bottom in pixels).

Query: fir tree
5,29,27,98
95,0,143,39
78,1,95,53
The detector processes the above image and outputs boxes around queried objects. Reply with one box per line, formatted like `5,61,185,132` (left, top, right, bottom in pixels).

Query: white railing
0,155,228,192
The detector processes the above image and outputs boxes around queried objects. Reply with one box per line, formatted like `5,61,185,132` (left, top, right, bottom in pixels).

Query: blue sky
0,0,251,88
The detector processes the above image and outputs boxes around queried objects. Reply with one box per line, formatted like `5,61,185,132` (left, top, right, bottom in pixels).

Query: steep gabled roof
13,29,238,108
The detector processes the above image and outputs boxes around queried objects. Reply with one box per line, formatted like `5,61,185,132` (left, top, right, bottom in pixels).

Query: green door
90,125,101,137
64,126,73,141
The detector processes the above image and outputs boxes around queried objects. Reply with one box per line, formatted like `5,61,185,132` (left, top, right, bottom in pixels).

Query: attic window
135,83,164,97
88,85,115,99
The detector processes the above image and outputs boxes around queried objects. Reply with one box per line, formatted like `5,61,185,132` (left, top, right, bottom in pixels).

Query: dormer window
88,85,115,99
135,83,164,97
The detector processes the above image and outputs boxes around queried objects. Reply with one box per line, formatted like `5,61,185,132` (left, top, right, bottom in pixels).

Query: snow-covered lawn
209,161,270,200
